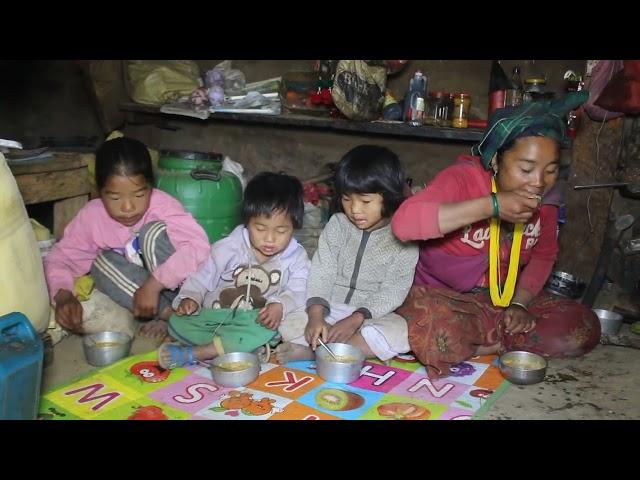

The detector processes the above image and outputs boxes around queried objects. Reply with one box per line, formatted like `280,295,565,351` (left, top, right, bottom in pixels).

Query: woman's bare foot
273,342,314,364
139,319,168,338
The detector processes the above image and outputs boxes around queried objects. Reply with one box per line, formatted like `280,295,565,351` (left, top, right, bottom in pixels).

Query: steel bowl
498,351,547,385
315,343,365,384
82,331,133,367
592,309,623,335
210,352,260,388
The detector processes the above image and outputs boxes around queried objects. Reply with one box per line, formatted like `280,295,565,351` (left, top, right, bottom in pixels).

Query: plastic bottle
505,66,523,107
565,74,584,138
403,70,428,122
488,60,510,117
409,97,425,126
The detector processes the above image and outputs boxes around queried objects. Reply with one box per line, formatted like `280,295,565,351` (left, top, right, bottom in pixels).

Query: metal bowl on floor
315,343,365,384
592,309,623,335
83,331,133,367
498,350,547,385
210,352,260,388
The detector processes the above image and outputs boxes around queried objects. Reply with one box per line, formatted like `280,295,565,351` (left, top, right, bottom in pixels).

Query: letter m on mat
64,383,121,411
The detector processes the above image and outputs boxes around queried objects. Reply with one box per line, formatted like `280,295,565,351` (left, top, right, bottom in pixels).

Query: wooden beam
15,168,91,205
9,152,88,175
85,60,129,133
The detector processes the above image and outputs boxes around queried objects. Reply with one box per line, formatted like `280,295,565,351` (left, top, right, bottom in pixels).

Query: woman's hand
327,313,363,344
176,298,199,316
257,303,284,330
502,304,536,334
133,276,165,318
54,289,84,333
496,190,541,224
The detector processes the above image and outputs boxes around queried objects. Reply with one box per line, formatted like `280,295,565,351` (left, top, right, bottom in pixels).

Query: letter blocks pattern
39,351,508,420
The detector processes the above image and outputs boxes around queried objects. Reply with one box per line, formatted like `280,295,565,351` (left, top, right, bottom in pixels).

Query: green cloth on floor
168,308,276,354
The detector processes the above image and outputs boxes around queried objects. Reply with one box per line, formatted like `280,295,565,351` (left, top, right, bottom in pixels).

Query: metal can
523,77,546,103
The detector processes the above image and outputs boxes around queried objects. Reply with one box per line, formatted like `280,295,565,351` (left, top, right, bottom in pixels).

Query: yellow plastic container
0,153,50,332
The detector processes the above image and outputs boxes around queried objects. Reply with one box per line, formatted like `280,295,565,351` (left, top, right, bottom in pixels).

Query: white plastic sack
222,156,247,190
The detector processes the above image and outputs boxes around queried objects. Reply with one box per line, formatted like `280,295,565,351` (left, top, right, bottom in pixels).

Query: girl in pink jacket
44,137,210,337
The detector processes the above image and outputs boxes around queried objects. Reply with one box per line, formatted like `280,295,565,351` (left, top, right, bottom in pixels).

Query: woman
391,90,600,378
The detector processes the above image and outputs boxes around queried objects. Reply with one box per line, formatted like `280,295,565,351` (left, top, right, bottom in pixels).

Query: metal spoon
317,338,339,361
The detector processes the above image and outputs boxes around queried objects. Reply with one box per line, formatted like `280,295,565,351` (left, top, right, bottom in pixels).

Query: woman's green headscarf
472,90,590,169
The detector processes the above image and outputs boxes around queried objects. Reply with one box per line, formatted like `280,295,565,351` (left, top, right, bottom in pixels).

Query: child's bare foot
139,319,168,338
273,342,314,364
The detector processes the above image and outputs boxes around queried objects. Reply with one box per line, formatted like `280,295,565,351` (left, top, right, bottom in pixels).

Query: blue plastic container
0,312,44,420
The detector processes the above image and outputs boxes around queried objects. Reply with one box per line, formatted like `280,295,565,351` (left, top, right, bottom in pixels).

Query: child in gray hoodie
158,172,309,368
276,145,419,363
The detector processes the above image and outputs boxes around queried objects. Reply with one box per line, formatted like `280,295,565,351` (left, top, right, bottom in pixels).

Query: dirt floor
42,322,640,420
482,324,640,420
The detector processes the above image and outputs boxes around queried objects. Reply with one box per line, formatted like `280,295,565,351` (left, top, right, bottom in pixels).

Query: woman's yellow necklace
489,177,524,307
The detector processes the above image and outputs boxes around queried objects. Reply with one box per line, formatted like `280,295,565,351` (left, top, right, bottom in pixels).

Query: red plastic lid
467,119,488,129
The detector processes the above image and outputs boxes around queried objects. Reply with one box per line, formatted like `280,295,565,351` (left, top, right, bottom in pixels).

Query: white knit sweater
307,213,419,319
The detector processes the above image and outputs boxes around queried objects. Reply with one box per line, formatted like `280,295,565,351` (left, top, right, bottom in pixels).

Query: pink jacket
44,189,211,302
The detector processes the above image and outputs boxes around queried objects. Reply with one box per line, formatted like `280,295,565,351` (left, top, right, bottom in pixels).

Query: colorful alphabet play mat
38,351,509,420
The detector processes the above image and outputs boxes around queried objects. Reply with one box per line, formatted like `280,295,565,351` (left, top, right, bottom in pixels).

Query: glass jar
451,93,471,128
438,92,452,126
441,93,454,127
424,91,444,126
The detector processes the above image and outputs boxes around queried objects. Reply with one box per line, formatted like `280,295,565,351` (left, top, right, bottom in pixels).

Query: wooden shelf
120,102,573,149
120,102,486,143
8,152,92,238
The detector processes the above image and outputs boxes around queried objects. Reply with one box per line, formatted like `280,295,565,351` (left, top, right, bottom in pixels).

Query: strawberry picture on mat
128,361,170,383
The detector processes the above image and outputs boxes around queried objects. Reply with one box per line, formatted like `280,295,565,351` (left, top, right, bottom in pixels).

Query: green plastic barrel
155,150,242,243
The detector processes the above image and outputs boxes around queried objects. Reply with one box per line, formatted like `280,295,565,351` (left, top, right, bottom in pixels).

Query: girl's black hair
333,145,406,217
95,137,154,190
242,172,304,229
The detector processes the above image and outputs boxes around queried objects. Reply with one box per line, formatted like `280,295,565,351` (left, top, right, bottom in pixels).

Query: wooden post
557,115,624,281
83,60,129,134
